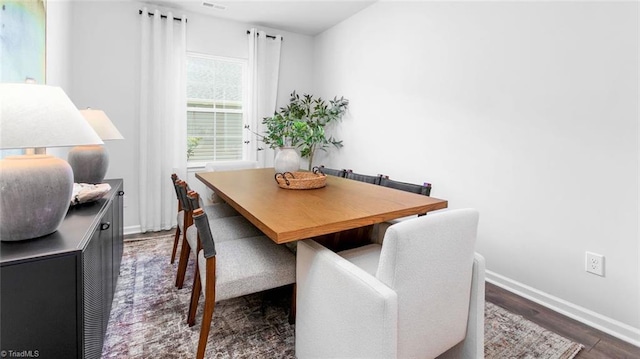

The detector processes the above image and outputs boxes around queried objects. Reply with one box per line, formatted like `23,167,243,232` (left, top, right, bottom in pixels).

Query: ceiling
143,0,376,36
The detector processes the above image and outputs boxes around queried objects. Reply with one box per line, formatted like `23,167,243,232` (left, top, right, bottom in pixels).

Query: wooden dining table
196,168,448,245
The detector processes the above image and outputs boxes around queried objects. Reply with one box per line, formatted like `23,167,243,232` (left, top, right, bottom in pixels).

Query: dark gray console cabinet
1,179,124,359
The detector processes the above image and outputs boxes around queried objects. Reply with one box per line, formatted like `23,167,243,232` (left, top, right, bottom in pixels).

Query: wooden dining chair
183,190,265,322
174,180,197,288
174,181,242,289
170,174,183,264
190,208,296,359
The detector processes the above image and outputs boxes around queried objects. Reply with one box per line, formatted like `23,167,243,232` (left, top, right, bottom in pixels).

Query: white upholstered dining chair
295,208,485,359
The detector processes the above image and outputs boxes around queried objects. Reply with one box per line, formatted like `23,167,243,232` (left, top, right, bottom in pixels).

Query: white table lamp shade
0,83,103,149
79,109,124,141
0,83,103,241
68,109,124,184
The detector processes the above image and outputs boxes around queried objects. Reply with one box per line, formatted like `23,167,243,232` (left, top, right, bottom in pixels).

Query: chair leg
289,283,296,325
170,226,181,264
196,258,216,359
188,263,201,327
175,233,190,288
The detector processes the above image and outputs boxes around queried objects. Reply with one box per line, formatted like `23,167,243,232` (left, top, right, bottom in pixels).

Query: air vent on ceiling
202,2,226,11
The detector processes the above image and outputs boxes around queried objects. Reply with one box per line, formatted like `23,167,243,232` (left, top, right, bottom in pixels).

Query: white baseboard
124,225,177,236
486,270,640,347
124,225,142,236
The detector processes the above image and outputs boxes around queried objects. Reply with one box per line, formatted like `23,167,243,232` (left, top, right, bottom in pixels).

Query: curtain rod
139,9,187,22
246,30,282,40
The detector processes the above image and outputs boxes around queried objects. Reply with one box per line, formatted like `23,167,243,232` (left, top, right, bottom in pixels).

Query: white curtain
246,29,282,167
138,8,187,232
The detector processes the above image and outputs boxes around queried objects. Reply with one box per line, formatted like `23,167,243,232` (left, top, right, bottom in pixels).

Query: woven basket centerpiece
274,168,326,190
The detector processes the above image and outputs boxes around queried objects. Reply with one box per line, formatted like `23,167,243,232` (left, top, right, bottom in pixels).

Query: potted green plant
261,91,349,171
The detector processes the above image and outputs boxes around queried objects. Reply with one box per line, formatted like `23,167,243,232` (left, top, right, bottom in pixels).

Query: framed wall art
1,0,46,83
0,0,46,157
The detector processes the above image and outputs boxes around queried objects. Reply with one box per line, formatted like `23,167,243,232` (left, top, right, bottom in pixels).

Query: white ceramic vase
274,147,300,173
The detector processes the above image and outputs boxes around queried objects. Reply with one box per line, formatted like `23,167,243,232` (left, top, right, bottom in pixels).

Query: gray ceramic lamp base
0,155,74,241
68,145,109,184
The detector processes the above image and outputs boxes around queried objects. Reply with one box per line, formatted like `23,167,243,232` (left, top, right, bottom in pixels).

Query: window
186,54,246,165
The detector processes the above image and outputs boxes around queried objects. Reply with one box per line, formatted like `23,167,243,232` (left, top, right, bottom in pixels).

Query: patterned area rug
485,302,583,359
102,234,583,358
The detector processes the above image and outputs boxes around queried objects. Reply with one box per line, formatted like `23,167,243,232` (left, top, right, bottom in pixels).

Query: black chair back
379,177,432,196
319,165,348,178
176,181,192,211
171,174,181,200
345,171,383,185
187,191,202,212
193,208,216,258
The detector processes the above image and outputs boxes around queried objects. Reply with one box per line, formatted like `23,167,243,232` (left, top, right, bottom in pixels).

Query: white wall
313,1,639,344
46,0,639,345
60,0,314,232
45,0,73,90
43,1,80,166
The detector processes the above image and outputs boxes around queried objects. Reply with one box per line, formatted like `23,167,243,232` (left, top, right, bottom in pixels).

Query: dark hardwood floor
486,282,640,359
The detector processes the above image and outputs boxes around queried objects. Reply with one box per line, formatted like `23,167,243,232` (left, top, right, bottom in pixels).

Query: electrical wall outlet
585,252,605,276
